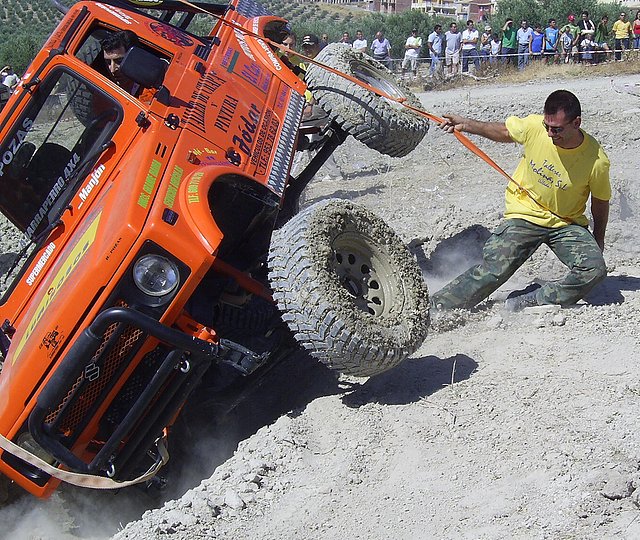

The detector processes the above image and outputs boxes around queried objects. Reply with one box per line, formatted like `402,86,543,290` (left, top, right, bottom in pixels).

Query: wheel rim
331,231,397,317
351,61,406,101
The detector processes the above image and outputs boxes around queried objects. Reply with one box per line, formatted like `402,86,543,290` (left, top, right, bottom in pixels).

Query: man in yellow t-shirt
612,11,632,60
431,90,610,311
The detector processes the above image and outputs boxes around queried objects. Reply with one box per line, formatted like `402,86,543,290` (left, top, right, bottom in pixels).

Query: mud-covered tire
268,199,429,377
305,44,428,158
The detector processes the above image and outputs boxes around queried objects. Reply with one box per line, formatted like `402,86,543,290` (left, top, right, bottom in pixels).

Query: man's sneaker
504,283,541,312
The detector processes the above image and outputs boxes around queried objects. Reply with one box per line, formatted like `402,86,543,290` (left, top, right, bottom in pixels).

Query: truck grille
44,304,145,440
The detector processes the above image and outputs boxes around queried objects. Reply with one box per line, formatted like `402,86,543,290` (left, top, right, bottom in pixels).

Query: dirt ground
2,73,640,540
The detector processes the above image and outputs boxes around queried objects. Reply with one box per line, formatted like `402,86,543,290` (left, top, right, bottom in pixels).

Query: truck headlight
132,255,179,297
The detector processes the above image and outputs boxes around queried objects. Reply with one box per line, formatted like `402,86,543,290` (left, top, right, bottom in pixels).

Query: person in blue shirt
543,19,560,64
530,24,544,60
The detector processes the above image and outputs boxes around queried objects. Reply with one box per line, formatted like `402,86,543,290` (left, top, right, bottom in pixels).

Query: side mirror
120,46,168,89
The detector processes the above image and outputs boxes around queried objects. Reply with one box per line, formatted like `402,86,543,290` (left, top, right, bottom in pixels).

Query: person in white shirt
0,66,19,89
371,31,392,68
402,28,422,76
444,22,462,75
427,24,443,75
516,20,533,69
352,30,368,53
461,20,480,73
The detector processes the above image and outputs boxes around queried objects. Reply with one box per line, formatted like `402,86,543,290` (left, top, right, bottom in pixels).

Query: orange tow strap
174,0,574,224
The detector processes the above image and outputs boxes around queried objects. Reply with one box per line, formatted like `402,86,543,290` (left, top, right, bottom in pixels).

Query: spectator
339,32,352,46
320,33,329,50
402,28,422,77
501,18,517,65
580,34,596,64
516,20,533,69
371,31,392,67
577,11,596,62
427,24,444,76
530,24,544,61
560,25,574,63
480,25,492,63
594,15,611,61
566,15,580,61
461,20,480,73
352,30,367,53
612,11,632,61
432,90,610,312
634,11,640,51
281,32,299,60
543,19,560,64
490,33,502,64
0,66,19,89
444,22,462,76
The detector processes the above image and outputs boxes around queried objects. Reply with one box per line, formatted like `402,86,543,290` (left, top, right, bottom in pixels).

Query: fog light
132,255,179,297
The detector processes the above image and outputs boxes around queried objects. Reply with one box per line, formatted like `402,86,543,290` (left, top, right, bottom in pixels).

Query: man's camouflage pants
430,218,607,309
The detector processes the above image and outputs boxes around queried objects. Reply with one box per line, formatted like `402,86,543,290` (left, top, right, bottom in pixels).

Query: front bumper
26,306,217,481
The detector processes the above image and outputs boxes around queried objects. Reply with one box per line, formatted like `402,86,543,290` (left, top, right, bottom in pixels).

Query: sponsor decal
148,21,194,47
232,103,261,156
96,3,135,25
137,159,162,208
26,242,56,286
26,152,81,238
256,38,282,71
39,326,65,359
12,213,102,363
105,237,122,261
250,110,279,176
234,29,256,61
163,165,183,208
214,95,239,133
184,71,226,132
77,164,106,209
0,118,34,177
187,172,204,204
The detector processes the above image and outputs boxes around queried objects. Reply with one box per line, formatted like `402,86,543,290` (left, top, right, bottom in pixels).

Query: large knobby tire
268,199,429,377
305,44,429,158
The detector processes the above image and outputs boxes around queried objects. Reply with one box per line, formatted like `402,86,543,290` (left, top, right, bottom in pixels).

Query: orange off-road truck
0,0,429,501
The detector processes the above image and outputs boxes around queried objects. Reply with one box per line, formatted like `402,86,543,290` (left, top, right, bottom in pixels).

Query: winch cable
176,0,573,224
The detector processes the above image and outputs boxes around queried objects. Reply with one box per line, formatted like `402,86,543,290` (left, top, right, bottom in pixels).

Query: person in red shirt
633,10,640,50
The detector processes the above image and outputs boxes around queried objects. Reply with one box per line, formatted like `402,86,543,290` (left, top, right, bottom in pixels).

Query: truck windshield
0,69,121,295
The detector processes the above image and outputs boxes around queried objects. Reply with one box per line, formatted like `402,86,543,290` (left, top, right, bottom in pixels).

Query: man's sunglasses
542,120,575,134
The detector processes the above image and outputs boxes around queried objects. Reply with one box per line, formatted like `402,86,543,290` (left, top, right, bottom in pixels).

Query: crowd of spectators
297,9,640,78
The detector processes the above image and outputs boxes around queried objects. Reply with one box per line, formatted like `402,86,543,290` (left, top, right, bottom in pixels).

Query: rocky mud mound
1,74,640,539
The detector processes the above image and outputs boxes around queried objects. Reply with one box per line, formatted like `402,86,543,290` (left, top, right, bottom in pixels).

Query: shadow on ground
342,354,478,408
303,183,385,207
585,274,640,305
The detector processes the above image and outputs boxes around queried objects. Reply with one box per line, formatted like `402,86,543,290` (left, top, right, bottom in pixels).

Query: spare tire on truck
268,199,429,377
305,43,429,158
